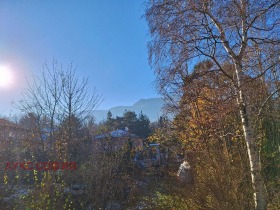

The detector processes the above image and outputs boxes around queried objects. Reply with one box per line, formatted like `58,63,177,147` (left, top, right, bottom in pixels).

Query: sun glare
0,66,13,88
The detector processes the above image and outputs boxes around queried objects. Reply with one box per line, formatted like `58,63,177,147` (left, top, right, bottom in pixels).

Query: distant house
0,118,47,150
133,143,165,168
92,129,143,152
0,118,28,162
0,118,26,142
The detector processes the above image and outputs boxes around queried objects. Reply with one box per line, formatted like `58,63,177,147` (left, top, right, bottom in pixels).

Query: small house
92,129,143,152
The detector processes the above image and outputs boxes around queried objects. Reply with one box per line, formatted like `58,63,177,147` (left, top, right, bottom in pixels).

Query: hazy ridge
93,98,164,123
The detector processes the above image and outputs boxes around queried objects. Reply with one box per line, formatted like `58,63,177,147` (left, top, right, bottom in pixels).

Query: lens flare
0,66,13,88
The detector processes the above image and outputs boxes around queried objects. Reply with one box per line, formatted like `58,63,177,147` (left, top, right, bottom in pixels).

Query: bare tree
18,61,63,154
17,60,102,156
59,64,102,121
145,0,280,209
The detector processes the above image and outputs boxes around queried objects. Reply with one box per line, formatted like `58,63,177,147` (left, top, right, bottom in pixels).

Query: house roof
94,129,137,139
0,118,25,130
149,143,160,147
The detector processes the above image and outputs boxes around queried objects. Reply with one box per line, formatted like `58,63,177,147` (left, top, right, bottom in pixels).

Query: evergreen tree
107,111,112,120
135,112,151,138
102,110,151,138
105,111,114,129
58,114,88,162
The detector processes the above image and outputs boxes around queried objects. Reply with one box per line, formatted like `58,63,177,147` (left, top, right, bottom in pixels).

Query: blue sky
0,0,159,116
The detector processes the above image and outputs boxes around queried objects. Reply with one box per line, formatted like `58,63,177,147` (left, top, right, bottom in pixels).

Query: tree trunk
237,89,267,210
233,61,267,209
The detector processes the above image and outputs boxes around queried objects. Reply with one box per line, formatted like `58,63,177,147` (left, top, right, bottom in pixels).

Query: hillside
93,98,165,123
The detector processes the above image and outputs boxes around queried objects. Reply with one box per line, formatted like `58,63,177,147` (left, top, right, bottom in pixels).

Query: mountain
93,98,165,123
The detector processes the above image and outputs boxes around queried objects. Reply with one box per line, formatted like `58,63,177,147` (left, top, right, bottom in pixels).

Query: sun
0,65,14,88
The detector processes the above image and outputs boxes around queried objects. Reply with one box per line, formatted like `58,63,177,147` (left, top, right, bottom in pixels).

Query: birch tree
145,1,280,209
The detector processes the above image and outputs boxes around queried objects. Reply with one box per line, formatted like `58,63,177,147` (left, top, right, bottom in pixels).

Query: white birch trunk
235,64,267,210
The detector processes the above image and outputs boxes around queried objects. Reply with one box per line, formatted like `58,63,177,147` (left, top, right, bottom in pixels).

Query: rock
177,160,193,183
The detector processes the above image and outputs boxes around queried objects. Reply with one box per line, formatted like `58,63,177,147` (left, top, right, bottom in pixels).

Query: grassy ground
125,162,193,210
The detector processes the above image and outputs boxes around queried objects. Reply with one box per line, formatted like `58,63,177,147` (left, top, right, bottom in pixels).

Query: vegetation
103,110,151,138
0,62,156,209
1,1,280,209
145,0,280,209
